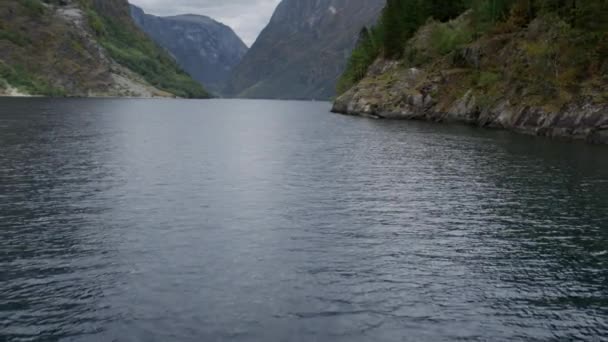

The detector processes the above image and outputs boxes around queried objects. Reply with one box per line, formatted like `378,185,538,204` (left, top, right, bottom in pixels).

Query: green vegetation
78,0,209,98
19,0,46,17
475,71,502,88
337,27,384,94
430,21,474,55
0,61,66,96
86,9,106,36
338,0,467,93
338,0,608,95
0,28,32,47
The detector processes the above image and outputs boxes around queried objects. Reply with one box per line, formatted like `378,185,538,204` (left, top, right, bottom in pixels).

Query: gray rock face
130,5,248,94
224,0,385,100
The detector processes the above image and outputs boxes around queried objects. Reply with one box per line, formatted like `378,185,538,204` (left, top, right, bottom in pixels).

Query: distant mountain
224,0,385,100
0,0,208,98
130,5,248,94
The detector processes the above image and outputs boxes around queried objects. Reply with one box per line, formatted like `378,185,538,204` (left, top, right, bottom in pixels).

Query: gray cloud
129,0,281,46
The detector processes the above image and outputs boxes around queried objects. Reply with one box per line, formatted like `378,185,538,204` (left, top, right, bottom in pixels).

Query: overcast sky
129,0,281,46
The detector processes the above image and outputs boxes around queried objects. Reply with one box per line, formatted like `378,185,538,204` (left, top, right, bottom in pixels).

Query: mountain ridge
130,5,248,93
224,0,385,100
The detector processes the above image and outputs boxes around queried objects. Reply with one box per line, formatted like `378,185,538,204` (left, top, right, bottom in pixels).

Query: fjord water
1,98,607,342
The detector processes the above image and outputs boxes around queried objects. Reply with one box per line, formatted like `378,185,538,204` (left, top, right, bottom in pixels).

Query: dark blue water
1,98,607,342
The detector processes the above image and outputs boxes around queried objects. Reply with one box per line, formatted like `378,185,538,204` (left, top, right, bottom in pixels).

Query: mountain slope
224,0,385,100
130,5,247,94
0,0,209,97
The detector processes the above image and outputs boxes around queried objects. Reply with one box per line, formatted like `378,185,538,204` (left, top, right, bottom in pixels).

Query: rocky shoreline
332,69,608,144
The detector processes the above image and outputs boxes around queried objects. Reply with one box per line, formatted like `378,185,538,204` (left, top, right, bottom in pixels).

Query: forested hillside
338,0,607,94
333,0,608,144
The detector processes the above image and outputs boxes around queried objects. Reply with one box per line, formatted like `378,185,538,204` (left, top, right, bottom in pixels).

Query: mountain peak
225,0,385,100
164,14,215,25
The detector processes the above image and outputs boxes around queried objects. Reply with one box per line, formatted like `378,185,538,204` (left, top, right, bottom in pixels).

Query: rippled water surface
1,99,607,341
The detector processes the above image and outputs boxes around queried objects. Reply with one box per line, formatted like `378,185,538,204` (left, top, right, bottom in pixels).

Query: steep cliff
0,0,209,97
224,0,385,100
130,5,247,94
333,7,608,144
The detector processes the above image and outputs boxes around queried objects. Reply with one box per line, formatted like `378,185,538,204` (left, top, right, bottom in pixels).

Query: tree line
337,0,607,94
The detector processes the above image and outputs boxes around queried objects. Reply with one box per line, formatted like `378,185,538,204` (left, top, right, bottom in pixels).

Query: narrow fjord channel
1,98,607,341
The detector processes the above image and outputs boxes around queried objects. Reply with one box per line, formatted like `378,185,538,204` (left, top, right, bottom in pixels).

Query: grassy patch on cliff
0,28,32,47
19,0,46,17
80,2,209,98
0,61,66,96
429,20,474,55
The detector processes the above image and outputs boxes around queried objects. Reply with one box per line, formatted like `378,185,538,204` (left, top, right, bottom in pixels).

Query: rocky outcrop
130,5,247,94
332,16,608,144
224,0,385,100
332,71,608,143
